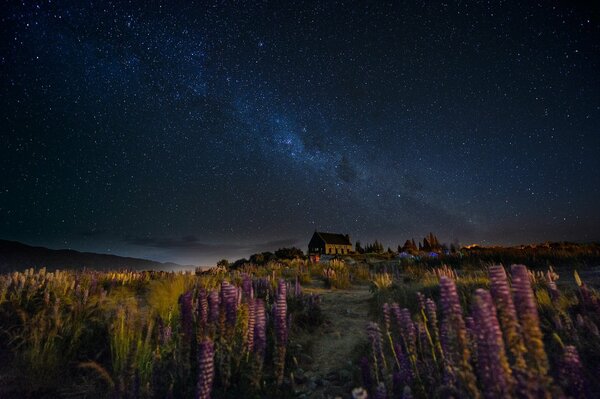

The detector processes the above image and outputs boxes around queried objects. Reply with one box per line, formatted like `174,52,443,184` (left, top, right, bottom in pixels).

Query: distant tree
230,258,248,270
275,247,304,260
355,241,364,254
368,240,384,254
401,239,418,254
249,251,275,265
422,232,442,252
216,259,229,269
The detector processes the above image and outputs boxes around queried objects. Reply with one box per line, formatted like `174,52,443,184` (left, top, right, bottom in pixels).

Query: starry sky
1,1,599,265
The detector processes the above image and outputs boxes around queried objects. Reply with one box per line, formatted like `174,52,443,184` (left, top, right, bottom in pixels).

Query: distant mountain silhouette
0,239,194,272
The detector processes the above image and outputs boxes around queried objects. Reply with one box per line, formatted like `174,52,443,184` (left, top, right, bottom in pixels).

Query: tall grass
0,267,322,398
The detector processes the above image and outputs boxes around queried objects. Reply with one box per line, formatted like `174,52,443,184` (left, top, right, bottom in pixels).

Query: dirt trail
294,283,372,398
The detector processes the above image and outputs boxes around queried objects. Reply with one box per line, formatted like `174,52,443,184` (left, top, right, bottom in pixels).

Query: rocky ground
291,283,372,399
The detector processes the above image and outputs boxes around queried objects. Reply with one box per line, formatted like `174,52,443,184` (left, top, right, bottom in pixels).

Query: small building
308,231,353,256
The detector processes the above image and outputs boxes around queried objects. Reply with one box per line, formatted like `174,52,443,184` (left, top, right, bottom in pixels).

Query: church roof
314,232,352,245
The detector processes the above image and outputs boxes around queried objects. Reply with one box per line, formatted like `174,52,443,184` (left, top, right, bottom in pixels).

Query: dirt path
294,283,372,398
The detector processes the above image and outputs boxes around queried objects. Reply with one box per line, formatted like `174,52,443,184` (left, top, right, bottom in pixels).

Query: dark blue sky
1,1,599,265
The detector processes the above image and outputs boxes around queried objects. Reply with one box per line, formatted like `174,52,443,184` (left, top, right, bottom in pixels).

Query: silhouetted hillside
0,239,193,272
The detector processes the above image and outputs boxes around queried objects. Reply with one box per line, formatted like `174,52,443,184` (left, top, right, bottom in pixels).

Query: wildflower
439,276,479,397
196,338,215,399
208,290,219,324
274,279,288,384
221,281,238,328
360,356,373,391
382,302,391,331
511,265,549,377
367,322,386,382
247,298,255,353
253,299,266,357
488,265,527,371
472,289,513,398
179,291,194,340
560,345,586,398
375,381,387,399
197,288,208,327
242,274,253,301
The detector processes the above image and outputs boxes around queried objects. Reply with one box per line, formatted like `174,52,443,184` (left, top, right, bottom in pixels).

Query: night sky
1,1,599,265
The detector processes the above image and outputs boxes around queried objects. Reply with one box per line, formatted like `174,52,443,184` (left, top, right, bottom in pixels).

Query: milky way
1,1,599,264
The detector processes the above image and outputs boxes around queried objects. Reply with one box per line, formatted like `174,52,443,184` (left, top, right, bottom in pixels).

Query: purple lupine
399,307,416,355
389,303,415,365
247,298,256,353
196,338,215,399
425,298,441,359
367,322,386,381
253,277,270,299
438,276,478,397
375,382,387,399
560,345,586,398
416,291,426,312
392,371,403,398
382,303,392,331
511,265,549,377
242,274,253,301
488,265,527,371
394,342,413,387
208,290,220,324
294,275,302,297
465,315,478,365
221,281,238,328
197,289,209,328
274,279,288,384
471,289,513,398
179,291,194,340
274,279,288,345
416,321,432,363
253,298,267,357
360,356,374,391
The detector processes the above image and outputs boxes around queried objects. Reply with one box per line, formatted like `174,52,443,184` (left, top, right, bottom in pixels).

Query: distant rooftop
314,232,352,245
